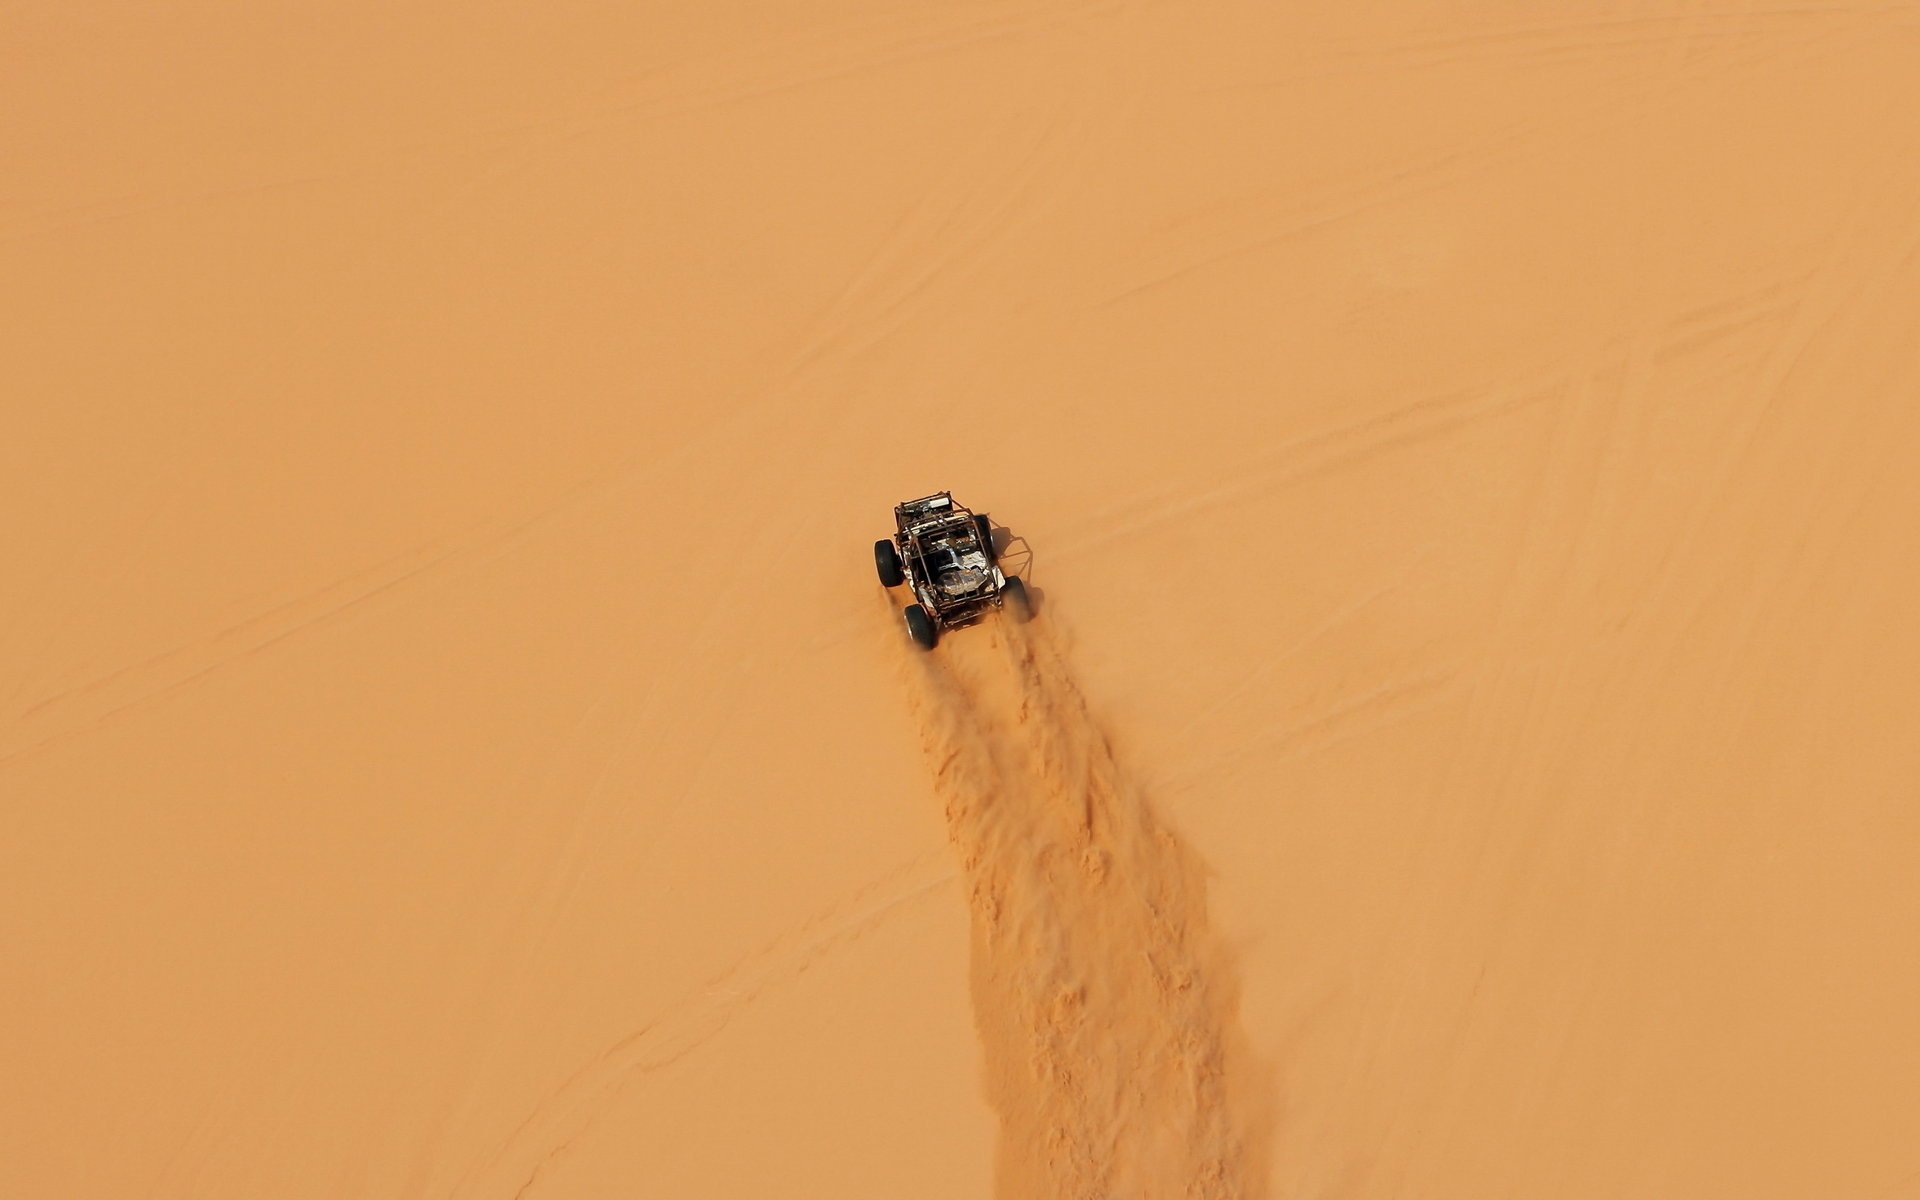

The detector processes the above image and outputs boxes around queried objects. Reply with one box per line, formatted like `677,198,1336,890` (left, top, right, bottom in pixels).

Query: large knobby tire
974,515,997,565
904,604,938,649
874,539,904,587
1000,576,1032,623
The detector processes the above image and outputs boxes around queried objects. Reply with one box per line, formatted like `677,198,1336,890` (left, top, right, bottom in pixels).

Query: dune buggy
874,491,1029,648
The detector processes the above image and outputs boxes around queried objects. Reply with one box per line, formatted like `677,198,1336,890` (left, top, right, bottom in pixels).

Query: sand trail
905,618,1260,1199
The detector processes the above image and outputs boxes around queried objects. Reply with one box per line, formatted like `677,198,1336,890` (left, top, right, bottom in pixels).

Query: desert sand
6,1,1920,1196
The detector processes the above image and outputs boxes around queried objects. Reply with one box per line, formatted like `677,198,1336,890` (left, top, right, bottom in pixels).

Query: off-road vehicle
874,491,1029,648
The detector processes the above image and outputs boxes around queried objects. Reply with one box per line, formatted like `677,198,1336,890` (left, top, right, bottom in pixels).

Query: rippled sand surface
6,2,1919,1196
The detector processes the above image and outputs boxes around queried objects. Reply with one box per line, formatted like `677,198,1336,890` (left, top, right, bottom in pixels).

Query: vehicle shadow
985,519,1046,617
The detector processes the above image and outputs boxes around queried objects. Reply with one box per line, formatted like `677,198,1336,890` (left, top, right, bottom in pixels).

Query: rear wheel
874,539,904,587
1001,576,1031,623
905,604,938,649
974,515,997,565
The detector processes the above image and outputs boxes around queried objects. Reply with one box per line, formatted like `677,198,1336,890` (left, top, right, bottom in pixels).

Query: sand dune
8,0,1920,1196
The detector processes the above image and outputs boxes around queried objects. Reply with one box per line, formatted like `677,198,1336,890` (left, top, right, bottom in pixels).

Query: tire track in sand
903,618,1265,1199
447,852,953,1199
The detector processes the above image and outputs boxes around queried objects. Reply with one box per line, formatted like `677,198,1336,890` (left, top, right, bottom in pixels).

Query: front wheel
1000,576,1031,623
875,539,904,587
905,604,938,649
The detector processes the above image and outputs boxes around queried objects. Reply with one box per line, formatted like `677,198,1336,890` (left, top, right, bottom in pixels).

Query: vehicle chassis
875,491,1026,648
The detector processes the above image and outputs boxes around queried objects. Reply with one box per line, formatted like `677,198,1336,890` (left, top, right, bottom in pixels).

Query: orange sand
6,1,1920,1196
909,618,1262,1196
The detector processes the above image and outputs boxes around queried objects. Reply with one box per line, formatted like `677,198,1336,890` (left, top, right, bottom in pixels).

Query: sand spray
903,619,1263,1199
